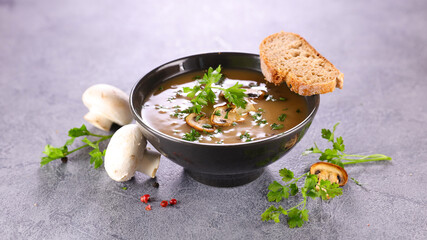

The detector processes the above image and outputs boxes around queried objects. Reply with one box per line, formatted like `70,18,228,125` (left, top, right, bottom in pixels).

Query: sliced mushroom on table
310,162,348,186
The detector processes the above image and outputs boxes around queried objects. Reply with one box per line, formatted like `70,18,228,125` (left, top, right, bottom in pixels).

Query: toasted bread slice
259,32,343,96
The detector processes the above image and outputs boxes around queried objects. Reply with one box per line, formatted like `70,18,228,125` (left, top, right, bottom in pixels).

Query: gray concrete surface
1,0,426,239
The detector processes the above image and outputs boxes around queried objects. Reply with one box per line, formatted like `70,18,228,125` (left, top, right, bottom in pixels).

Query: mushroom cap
104,124,147,182
82,84,133,128
310,162,348,186
185,113,215,132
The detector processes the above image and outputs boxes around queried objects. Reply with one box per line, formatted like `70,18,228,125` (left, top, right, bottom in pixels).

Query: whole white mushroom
104,124,160,182
82,84,133,131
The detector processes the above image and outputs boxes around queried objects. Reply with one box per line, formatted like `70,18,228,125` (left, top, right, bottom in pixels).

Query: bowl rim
130,52,320,147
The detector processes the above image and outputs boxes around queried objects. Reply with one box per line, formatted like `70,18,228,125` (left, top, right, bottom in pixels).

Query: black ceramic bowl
130,52,319,187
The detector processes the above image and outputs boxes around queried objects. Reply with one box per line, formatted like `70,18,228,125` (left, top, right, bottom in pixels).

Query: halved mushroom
185,113,215,132
310,162,348,186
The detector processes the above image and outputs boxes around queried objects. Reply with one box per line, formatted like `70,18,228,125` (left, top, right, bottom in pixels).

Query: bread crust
259,32,343,96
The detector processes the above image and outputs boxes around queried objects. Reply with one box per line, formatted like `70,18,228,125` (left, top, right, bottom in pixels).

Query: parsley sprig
261,169,342,228
262,122,391,228
303,122,392,167
40,124,112,168
183,66,247,114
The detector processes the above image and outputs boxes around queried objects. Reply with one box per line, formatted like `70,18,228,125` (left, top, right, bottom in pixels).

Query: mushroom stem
84,110,113,132
136,149,161,178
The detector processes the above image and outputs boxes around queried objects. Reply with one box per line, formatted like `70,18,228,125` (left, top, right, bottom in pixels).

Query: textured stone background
1,0,426,239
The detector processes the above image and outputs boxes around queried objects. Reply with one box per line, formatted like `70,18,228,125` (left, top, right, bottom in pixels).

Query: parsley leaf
278,114,287,122
82,137,106,168
251,111,267,125
318,179,343,200
182,128,201,141
261,205,287,223
222,82,247,109
279,168,294,182
289,183,299,195
271,123,284,130
89,148,106,169
239,132,252,142
267,181,289,202
287,208,306,228
68,125,90,137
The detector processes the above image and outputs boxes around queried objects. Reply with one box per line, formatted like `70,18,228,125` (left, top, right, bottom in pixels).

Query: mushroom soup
141,68,308,144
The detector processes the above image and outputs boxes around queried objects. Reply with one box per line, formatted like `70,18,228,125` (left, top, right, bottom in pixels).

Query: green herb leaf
303,174,319,200
182,128,201,141
82,137,97,148
302,143,323,155
42,144,66,160
183,85,201,99
318,179,343,200
271,123,284,130
68,125,90,137
279,168,294,182
278,114,287,122
65,137,75,146
321,128,333,142
90,148,105,169
222,83,247,109
287,208,306,228
267,181,289,202
290,183,299,195
239,132,252,142
333,136,345,152
261,205,286,223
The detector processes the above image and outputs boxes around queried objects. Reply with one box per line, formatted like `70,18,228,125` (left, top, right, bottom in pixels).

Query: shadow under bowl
130,52,319,187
